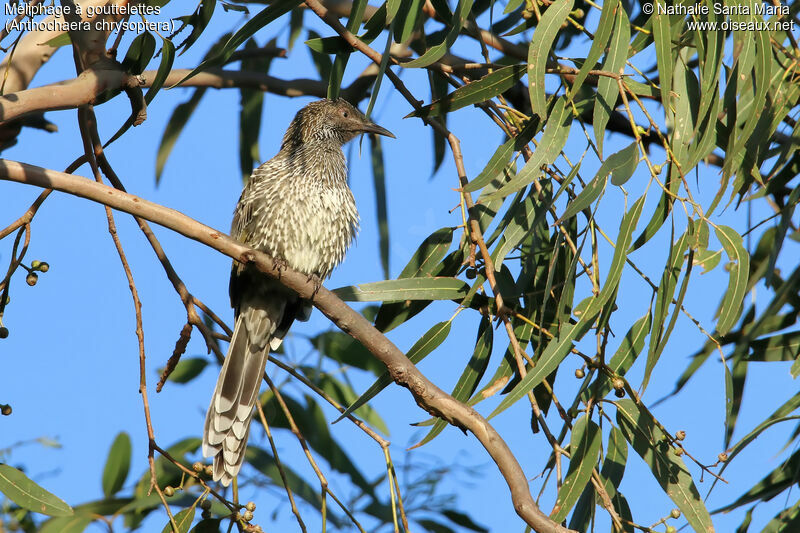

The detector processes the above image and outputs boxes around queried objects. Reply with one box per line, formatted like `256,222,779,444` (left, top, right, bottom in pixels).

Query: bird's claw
273,257,288,278
307,273,322,298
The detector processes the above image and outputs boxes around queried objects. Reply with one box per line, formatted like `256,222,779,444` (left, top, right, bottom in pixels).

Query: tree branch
0,158,574,533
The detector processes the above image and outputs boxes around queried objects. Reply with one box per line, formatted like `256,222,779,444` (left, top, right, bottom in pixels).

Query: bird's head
281,98,395,148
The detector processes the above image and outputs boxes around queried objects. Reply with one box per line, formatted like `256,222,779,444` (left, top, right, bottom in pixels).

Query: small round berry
666,527,677,533
574,368,585,379
1,404,11,416
670,508,681,519
37,262,49,273
465,268,477,279
675,430,686,441
192,462,203,472
26,272,38,286
204,465,214,477
614,388,625,398
200,499,212,510
163,486,175,497
243,510,254,521
31,260,41,270
245,501,256,512
673,447,684,457
0,327,8,339
718,452,728,462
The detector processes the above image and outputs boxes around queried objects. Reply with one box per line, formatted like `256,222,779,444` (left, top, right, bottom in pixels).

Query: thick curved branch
0,159,574,533
0,68,137,124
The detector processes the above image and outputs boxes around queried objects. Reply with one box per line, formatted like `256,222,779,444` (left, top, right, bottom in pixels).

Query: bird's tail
202,299,283,486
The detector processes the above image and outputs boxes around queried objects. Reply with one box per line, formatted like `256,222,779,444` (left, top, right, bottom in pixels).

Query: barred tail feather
203,300,281,486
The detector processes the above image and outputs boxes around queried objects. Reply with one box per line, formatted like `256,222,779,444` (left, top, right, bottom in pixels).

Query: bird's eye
342,111,349,118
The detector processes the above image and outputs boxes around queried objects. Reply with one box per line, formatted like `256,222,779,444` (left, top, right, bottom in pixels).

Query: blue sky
1,3,799,532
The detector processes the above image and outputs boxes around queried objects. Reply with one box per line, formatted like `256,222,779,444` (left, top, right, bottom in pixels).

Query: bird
202,98,395,486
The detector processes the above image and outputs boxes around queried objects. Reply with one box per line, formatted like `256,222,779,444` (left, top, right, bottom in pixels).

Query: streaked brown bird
203,98,395,486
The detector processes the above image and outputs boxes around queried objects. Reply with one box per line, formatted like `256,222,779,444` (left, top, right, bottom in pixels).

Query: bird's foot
272,257,288,278
307,273,322,298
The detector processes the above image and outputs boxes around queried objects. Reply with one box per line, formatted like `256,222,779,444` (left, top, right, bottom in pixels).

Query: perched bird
203,98,395,486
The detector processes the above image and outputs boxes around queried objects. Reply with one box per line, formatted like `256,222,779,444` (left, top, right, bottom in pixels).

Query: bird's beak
360,122,396,138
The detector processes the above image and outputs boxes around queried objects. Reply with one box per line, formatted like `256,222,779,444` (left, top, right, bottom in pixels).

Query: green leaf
527,0,574,118
559,142,638,222
144,37,176,105
239,38,272,182
441,509,488,532
411,316,493,448
463,118,538,193
567,0,616,104
190,518,222,532
161,507,195,533
43,32,71,48
334,277,468,302
370,135,390,279
616,400,714,532
394,0,425,43
489,321,592,419
246,446,321,510
313,330,385,376
715,225,750,335
374,228,457,332
643,228,690,391
485,96,573,200
39,514,92,533
174,0,301,86
102,432,132,497
652,0,673,117
551,416,602,522
311,371,389,434
593,6,630,157
176,0,215,56
0,464,73,517
609,142,640,186
692,248,722,273
717,449,800,513
587,311,652,400
160,357,209,384
402,0,474,67
335,321,452,422
583,196,646,320
748,331,800,362
493,188,548,271
156,88,207,183
122,32,156,75
409,65,526,118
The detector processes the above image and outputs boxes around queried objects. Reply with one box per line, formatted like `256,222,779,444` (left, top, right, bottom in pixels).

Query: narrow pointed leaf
402,0,474,67
616,399,714,532
144,37,175,105
593,7,630,156
550,416,602,522
334,277,468,302
335,321,452,421
527,0,574,118
409,65,526,118
0,464,73,517
485,97,572,200
463,118,538,192
411,317,493,447
567,0,617,104
715,225,750,335
559,142,638,222
102,432,132,497
161,507,195,533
